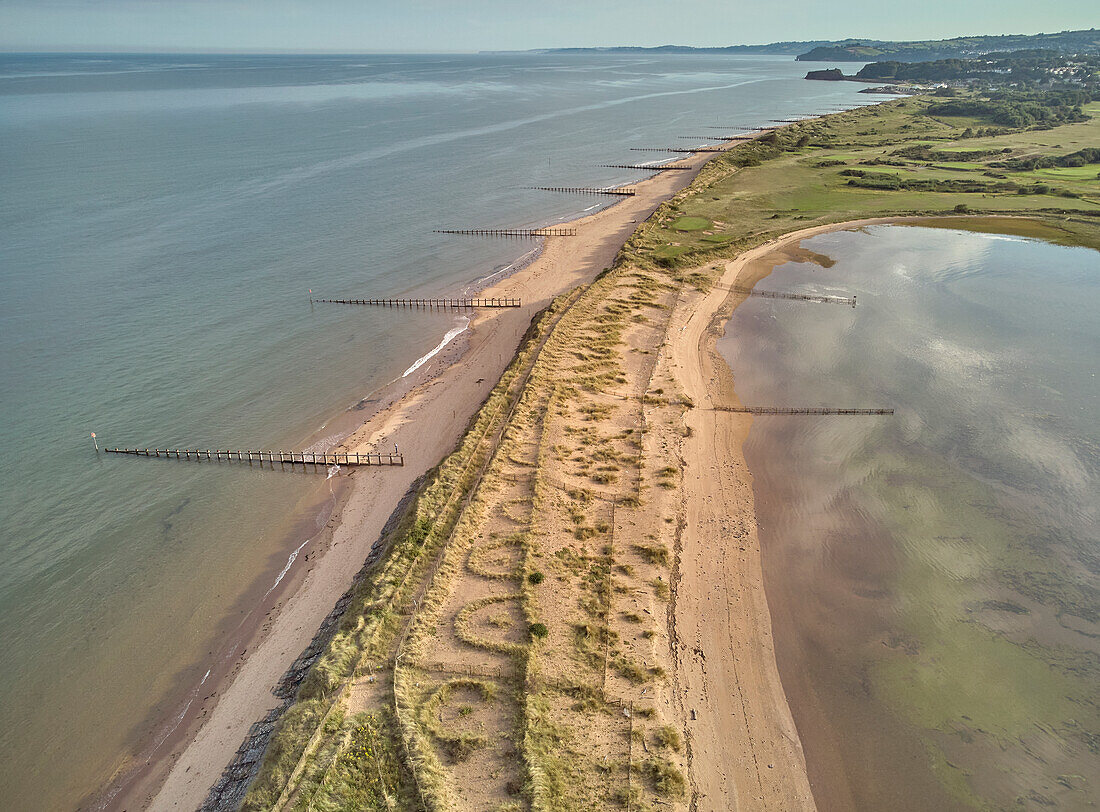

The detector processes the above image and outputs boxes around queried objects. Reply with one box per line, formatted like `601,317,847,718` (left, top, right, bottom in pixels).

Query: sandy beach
663,218,912,811
115,148,737,811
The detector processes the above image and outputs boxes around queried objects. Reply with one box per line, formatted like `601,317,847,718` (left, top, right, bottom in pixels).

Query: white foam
471,246,541,289
266,537,312,597
402,318,470,378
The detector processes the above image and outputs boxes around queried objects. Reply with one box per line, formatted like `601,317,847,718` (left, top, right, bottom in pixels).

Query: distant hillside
852,50,1100,87
796,29,1100,62
526,41,835,56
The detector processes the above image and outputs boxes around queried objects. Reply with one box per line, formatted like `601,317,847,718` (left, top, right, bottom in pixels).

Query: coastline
669,213,1082,810
126,100,1076,808
10,41,1095,807
662,218,910,811
708,216,1100,811
113,137,739,811
112,167,1087,810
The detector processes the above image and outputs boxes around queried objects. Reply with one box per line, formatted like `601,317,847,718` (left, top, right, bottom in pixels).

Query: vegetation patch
420,679,497,764
455,594,527,655
633,543,669,566
642,757,686,797
652,724,682,751
669,216,712,231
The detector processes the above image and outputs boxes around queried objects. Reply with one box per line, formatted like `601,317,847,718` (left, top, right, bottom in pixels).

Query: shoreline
663,217,912,811
670,213,1064,810
155,92,1078,807
106,200,1023,809
112,132,742,812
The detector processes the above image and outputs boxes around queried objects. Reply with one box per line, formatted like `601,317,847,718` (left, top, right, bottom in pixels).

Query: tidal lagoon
721,224,1100,809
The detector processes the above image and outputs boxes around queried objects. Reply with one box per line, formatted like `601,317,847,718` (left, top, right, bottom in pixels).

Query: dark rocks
805,68,846,81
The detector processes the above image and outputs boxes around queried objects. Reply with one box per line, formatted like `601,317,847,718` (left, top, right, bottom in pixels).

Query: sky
0,0,1096,53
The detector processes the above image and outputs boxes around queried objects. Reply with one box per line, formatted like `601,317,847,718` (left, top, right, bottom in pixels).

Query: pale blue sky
1,0,1096,53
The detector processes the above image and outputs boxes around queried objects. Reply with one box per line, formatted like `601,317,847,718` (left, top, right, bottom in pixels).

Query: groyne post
103,447,404,470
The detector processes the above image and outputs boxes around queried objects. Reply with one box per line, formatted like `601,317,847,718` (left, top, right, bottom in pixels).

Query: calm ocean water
720,226,1099,809
0,52,875,809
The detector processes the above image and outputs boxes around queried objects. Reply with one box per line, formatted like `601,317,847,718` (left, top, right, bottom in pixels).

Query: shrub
409,516,433,546
645,757,686,797
615,658,649,683
612,785,643,807
444,734,482,763
529,622,549,640
633,543,669,566
653,724,683,751
528,570,545,585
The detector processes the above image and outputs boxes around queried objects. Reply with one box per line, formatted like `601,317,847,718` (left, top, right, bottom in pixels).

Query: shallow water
719,225,1100,809
0,52,878,810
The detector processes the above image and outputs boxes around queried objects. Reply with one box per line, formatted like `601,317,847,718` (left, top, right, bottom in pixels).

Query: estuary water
0,52,876,810
720,225,1099,810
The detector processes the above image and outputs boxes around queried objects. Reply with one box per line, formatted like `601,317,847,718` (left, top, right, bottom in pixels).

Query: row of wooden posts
104,447,404,466
723,285,857,307
103,112,889,473
529,185,637,197
432,227,577,237
315,297,521,309
713,407,895,415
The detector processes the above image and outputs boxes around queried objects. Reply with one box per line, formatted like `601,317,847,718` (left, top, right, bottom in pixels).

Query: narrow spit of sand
663,218,918,811
126,148,733,811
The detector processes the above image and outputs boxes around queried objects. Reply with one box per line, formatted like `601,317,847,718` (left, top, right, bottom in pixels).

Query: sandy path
666,219,906,811
133,151,722,811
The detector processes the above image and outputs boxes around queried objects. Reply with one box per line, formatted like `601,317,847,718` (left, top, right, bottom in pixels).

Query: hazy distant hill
796,29,1100,62
512,29,1100,63
513,41,834,56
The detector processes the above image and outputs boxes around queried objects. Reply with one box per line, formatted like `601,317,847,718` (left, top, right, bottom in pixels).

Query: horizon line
1,26,1094,57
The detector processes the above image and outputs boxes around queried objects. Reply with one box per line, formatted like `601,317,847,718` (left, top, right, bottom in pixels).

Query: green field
1028,165,1100,181
668,216,711,231
622,96,1100,268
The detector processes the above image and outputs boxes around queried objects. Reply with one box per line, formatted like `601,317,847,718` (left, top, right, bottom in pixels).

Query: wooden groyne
599,164,693,172
713,407,893,415
105,447,403,466
433,227,577,237
630,147,724,154
678,135,750,141
528,186,636,196
316,297,521,309
721,284,856,307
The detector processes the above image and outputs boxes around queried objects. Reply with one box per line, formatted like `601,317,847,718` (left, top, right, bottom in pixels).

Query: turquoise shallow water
0,53,877,809
720,225,1100,810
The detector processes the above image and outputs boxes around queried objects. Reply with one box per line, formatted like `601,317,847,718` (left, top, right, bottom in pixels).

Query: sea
720,225,1100,809
0,52,877,810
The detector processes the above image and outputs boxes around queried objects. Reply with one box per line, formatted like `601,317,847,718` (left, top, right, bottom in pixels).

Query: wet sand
662,218,936,811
